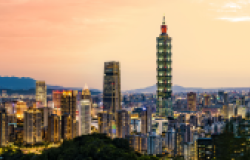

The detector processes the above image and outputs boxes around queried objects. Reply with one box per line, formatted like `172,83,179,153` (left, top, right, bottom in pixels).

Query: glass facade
156,16,172,118
103,61,121,115
36,81,47,107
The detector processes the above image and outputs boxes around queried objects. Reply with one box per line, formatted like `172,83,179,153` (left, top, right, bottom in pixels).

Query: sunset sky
1,0,250,90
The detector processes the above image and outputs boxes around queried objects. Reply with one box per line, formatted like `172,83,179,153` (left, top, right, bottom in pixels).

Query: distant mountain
0,76,36,89
0,76,101,93
123,84,250,93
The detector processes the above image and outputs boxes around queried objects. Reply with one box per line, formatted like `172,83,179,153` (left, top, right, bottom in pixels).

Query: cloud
222,2,242,9
217,16,250,21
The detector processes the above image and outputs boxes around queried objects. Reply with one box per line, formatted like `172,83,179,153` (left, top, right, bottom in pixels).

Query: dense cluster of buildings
1,16,250,160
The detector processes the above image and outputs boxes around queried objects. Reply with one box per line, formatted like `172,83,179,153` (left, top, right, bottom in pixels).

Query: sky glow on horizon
0,0,250,90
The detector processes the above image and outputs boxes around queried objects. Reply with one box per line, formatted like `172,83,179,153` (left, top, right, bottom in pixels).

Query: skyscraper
103,61,121,115
140,106,152,135
79,99,91,135
48,114,60,142
204,94,210,106
61,90,77,121
116,110,131,138
61,90,77,138
23,108,42,145
0,110,8,147
156,16,172,117
218,90,224,103
80,84,92,135
61,114,75,140
16,101,27,121
187,92,197,111
52,91,62,116
36,81,47,107
97,112,114,137
224,92,228,105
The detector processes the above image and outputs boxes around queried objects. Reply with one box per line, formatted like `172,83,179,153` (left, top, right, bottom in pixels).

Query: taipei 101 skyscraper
156,16,173,118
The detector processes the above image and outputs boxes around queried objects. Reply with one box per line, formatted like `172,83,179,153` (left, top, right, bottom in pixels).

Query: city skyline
1,0,250,90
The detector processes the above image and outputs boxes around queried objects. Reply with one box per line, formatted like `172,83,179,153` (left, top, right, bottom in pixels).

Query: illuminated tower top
82,83,91,100
161,16,167,35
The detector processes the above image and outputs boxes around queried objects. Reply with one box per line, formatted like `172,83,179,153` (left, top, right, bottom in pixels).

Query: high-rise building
16,101,27,121
52,91,62,116
23,108,42,145
187,92,196,111
61,114,75,140
140,106,152,135
0,110,8,147
103,61,121,115
97,112,114,138
48,114,60,142
61,90,77,137
147,134,163,155
218,90,224,103
165,128,176,156
156,16,172,117
116,110,131,138
79,99,91,135
224,92,228,105
125,134,147,154
36,81,47,107
196,138,214,159
204,94,210,106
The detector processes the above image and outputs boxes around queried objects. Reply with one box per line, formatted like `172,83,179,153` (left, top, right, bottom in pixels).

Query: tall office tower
204,94,210,106
116,110,131,138
79,99,91,135
61,90,77,120
52,91,62,116
23,108,42,145
218,90,224,102
156,16,172,118
36,81,47,107
140,106,152,135
48,114,60,142
16,101,27,121
41,107,52,129
0,110,8,147
103,61,121,115
61,114,75,140
97,112,114,138
187,92,196,111
224,92,228,105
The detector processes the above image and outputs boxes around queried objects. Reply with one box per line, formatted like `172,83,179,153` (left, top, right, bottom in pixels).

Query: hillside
0,76,101,94
1,133,160,160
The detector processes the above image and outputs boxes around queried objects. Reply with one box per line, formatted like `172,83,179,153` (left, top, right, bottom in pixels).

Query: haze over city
1,0,250,90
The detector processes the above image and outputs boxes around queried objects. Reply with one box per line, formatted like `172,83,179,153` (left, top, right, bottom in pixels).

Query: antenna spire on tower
84,83,88,90
163,14,165,25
